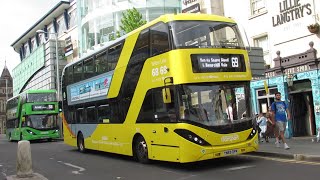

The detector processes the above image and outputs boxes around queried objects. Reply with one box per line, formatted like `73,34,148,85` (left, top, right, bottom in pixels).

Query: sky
0,0,62,75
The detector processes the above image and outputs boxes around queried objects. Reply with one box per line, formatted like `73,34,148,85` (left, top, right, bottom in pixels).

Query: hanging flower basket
308,23,319,34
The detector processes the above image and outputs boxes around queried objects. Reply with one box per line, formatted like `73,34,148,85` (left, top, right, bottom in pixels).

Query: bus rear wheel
77,133,86,153
134,136,149,164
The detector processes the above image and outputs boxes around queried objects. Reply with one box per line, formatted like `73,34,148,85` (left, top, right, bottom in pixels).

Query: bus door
150,88,180,161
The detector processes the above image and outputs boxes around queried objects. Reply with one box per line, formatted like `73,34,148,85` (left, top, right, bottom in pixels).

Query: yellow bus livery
61,13,258,163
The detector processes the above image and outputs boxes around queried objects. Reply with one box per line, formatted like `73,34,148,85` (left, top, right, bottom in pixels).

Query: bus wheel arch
77,132,86,153
132,134,150,164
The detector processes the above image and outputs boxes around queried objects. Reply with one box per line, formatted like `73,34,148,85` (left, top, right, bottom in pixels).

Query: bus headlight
174,129,210,146
26,130,36,135
246,128,257,140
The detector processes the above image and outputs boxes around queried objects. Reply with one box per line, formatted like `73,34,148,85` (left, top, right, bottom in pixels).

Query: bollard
16,140,33,178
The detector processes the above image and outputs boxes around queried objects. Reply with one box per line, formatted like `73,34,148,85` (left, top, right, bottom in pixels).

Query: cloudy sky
0,0,62,75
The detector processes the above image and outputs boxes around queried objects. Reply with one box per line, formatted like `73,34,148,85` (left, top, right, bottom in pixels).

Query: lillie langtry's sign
272,0,313,27
182,0,197,6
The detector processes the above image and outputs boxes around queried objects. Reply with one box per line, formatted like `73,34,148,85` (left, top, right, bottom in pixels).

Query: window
108,42,123,70
83,58,95,78
24,43,30,57
76,108,84,123
150,22,169,56
130,29,150,64
97,105,110,123
31,39,36,52
65,66,73,85
251,0,266,15
73,62,83,83
254,35,269,64
138,87,176,123
95,51,108,75
57,19,67,36
86,106,96,123
68,10,77,29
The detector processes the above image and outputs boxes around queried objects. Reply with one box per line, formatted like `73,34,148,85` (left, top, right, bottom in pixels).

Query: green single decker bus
6,89,60,141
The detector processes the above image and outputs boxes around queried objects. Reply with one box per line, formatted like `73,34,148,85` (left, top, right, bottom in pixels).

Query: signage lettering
272,0,312,27
182,0,197,6
192,54,245,73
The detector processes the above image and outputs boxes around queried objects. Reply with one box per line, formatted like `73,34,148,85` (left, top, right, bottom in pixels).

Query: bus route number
152,66,168,77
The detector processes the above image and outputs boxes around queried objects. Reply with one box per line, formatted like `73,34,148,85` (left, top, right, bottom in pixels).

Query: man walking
271,92,291,150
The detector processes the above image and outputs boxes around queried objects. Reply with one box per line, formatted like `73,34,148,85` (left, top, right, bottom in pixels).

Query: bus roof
62,13,237,71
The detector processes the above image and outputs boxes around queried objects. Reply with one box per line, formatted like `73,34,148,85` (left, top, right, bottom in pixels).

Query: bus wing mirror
162,88,172,104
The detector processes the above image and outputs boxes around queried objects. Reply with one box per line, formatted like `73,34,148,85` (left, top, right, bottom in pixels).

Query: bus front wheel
77,133,86,153
134,136,150,164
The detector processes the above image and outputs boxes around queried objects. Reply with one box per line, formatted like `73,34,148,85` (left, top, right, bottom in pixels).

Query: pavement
249,136,320,162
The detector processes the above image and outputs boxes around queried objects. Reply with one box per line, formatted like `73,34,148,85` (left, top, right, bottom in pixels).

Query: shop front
251,42,319,138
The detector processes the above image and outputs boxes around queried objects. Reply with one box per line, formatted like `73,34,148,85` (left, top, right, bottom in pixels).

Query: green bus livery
6,89,60,141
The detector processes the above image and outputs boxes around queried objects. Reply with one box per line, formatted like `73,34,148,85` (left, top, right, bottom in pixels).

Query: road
0,134,319,180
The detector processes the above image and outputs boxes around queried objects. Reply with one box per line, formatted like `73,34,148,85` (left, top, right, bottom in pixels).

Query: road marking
57,161,85,174
225,165,255,171
242,155,320,166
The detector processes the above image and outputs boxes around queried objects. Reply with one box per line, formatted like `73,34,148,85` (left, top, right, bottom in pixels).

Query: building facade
77,0,181,56
0,65,13,134
223,0,320,138
11,0,78,97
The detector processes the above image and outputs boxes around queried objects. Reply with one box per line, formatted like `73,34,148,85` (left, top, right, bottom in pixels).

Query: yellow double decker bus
61,13,258,163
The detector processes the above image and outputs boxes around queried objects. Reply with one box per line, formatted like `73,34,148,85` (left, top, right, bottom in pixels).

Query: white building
224,0,320,67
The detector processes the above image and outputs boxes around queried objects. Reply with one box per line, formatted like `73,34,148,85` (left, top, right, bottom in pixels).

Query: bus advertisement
6,89,60,141
61,13,258,163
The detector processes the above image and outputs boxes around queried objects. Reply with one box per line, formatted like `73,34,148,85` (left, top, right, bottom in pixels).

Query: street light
36,30,60,101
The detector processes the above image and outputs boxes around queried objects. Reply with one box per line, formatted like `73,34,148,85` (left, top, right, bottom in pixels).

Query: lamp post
36,30,60,101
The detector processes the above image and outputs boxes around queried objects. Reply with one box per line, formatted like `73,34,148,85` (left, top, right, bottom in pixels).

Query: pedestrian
271,92,291,150
264,112,275,142
257,113,267,142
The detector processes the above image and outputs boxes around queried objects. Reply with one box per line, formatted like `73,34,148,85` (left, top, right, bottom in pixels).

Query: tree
120,8,147,34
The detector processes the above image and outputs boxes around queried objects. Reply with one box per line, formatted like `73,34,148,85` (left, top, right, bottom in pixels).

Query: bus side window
154,88,176,122
108,42,123,71
150,22,169,57
131,29,150,64
96,51,108,75
73,62,83,83
86,106,96,123
65,66,73,84
76,108,84,123
83,58,95,78
137,90,153,123
98,105,110,123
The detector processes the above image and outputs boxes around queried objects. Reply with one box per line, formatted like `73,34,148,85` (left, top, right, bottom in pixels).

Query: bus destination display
191,54,246,73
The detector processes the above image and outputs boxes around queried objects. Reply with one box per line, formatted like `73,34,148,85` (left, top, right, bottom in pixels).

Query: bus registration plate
223,149,238,156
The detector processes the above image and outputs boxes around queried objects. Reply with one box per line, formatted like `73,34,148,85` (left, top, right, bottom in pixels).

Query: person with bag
271,92,291,150
264,112,275,142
